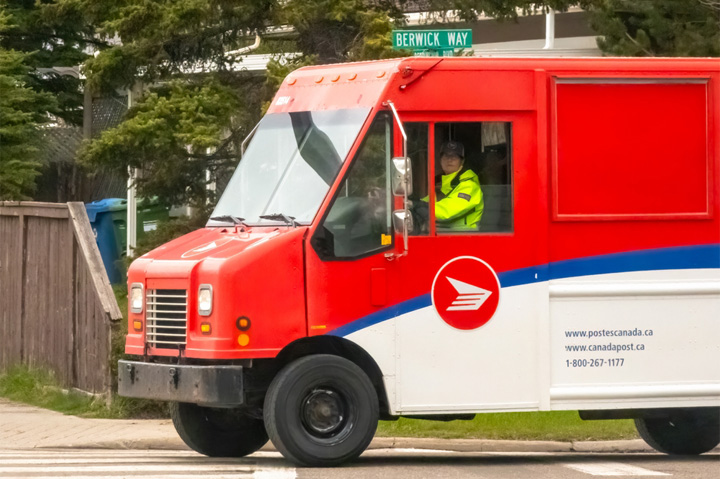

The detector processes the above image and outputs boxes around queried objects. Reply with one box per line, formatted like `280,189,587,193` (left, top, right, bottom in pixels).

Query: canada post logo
431,256,500,330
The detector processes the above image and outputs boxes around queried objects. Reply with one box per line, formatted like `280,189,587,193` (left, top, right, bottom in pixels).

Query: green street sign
392,29,472,51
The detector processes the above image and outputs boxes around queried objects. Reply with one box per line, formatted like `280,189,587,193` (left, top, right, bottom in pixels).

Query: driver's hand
414,202,429,221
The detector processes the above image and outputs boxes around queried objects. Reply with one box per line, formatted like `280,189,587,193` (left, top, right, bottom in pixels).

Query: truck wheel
263,354,379,467
635,408,720,455
171,402,268,457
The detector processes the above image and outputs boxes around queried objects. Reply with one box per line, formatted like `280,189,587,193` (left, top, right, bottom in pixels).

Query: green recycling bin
101,198,170,259
136,198,170,242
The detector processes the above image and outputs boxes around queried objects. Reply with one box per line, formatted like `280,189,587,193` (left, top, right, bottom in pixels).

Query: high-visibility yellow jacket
425,169,484,229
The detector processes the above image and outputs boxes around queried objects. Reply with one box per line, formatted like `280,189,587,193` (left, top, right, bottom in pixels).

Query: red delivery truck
119,57,720,466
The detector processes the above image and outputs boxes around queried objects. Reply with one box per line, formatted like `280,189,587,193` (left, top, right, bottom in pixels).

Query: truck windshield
210,108,371,226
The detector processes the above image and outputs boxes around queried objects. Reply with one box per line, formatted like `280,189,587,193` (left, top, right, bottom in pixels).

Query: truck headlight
198,285,213,316
130,283,144,313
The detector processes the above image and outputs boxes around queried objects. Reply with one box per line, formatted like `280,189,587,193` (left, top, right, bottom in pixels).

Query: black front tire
635,408,720,455
171,402,268,457
264,354,379,467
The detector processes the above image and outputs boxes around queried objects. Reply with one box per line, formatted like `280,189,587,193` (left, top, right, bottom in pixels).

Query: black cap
441,141,464,158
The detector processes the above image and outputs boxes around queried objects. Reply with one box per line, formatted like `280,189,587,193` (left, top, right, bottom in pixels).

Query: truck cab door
305,111,400,404
393,114,546,415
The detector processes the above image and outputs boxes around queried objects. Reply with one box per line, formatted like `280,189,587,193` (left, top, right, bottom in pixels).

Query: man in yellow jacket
421,141,484,230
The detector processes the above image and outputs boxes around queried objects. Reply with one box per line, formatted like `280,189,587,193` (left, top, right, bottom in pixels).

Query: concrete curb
51,436,656,454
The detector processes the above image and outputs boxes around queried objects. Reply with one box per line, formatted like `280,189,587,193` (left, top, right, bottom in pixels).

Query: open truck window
407,121,513,235
312,112,393,259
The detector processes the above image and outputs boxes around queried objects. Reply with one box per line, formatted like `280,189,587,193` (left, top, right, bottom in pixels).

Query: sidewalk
0,398,654,453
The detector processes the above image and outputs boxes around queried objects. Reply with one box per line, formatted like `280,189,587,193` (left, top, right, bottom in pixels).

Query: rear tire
264,354,379,467
171,402,268,457
635,408,720,455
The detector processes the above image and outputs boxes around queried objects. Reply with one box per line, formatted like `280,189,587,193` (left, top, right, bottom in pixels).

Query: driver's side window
407,121,513,235
312,113,393,259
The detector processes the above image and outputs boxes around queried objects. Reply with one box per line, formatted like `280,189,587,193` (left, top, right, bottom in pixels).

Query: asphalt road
0,447,717,479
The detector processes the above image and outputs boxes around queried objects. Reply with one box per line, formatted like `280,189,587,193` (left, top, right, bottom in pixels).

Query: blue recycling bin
85,198,128,284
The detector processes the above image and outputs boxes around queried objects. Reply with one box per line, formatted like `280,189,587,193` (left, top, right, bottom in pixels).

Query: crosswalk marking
0,455,236,464
0,476,272,479
1,476,294,479
0,464,257,473
0,450,193,456
564,462,670,476
372,447,453,454
0,449,296,479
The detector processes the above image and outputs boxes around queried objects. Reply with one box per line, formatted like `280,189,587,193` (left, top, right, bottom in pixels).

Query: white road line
369,448,454,454
486,452,556,456
0,450,283,458
564,462,670,476
0,449,295,478
0,456,238,464
253,468,297,479
0,450,195,456
5,476,256,479
249,451,284,458
0,463,258,473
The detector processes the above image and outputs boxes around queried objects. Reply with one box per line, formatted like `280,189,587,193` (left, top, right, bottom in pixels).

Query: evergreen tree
0,43,56,200
280,0,406,63
0,0,97,126
586,0,720,57
80,80,251,208
48,0,277,208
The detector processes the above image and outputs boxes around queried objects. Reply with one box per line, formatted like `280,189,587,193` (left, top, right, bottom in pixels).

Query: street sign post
392,29,472,57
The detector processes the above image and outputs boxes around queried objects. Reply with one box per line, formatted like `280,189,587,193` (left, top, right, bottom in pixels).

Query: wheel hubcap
301,388,347,437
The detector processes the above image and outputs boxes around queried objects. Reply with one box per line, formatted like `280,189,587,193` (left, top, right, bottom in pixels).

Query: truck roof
268,56,720,113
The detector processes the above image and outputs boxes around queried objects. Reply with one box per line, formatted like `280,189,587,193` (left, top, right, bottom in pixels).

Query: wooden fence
0,202,122,396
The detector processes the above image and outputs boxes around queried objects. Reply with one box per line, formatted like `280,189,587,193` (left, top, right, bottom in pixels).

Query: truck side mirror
392,209,414,235
385,99,409,258
392,157,413,196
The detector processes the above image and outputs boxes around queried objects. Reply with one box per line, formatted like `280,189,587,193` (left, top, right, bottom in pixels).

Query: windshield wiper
209,215,247,227
259,213,298,228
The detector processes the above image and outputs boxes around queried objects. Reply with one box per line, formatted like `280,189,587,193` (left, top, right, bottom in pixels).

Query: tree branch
699,0,720,12
1,31,111,49
624,32,655,56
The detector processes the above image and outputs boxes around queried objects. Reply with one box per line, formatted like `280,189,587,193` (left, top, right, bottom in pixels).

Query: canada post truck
119,57,720,466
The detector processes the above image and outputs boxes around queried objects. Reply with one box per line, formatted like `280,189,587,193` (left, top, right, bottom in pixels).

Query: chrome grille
146,289,187,349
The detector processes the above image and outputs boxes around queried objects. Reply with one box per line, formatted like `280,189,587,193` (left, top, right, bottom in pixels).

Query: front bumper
118,360,244,407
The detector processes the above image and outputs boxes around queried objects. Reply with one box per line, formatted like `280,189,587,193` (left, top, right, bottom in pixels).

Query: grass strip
377,411,638,441
0,364,169,419
0,365,111,417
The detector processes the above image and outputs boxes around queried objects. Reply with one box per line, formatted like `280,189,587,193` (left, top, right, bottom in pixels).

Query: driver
421,141,484,230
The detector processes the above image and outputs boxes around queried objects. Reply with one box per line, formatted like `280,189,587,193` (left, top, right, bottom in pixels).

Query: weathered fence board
0,216,23,370
0,202,122,396
74,258,113,393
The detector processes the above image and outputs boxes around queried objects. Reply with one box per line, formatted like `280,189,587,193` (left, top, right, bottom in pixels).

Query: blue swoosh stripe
498,244,720,288
329,244,719,337
331,294,431,337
